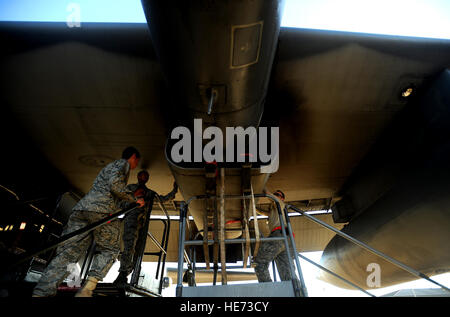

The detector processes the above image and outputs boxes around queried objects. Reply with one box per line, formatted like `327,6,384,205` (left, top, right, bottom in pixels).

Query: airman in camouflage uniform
32,147,144,297
113,170,177,285
253,190,297,282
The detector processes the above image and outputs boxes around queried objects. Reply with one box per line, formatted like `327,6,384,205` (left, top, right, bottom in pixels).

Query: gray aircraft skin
1,0,450,292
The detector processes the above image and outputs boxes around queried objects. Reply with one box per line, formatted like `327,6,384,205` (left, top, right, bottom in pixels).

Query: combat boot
75,276,98,297
113,271,129,288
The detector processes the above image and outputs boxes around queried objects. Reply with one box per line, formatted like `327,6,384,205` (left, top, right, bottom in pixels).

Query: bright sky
1,0,450,39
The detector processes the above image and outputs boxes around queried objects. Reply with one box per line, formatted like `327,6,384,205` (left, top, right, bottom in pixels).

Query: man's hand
136,198,145,208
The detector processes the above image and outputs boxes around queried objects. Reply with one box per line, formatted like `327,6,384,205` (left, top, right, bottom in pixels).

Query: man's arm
109,170,135,203
256,187,271,216
117,184,137,209
256,204,271,217
158,182,178,203
109,163,144,207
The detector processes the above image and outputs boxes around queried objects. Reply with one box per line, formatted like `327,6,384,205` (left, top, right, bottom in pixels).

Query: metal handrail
125,194,172,295
154,194,172,294
175,193,384,297
286,204,450,293
176,193,308,297
147,231,167,255
296,252,375,297
7,203,140,270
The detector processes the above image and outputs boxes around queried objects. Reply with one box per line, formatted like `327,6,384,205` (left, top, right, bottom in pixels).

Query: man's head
122,146,141,170
137,170,149,185
273,190,285,201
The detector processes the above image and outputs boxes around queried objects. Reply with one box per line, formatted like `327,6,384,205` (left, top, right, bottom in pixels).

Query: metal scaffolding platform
181,281,294,297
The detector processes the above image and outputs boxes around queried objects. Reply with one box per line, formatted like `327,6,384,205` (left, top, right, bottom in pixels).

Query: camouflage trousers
32,210,121,297
118,208,145,275
253,230,297,282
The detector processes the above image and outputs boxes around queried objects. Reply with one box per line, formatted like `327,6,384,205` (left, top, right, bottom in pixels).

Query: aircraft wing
2,22,450,289
264,27,450,205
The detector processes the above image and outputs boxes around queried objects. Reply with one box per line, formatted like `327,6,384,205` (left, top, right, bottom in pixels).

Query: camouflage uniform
253,198,297,282
32,159,136,297
118,184,177,275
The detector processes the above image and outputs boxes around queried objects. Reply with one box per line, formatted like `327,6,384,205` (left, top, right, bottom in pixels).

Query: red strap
271,226,295,238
